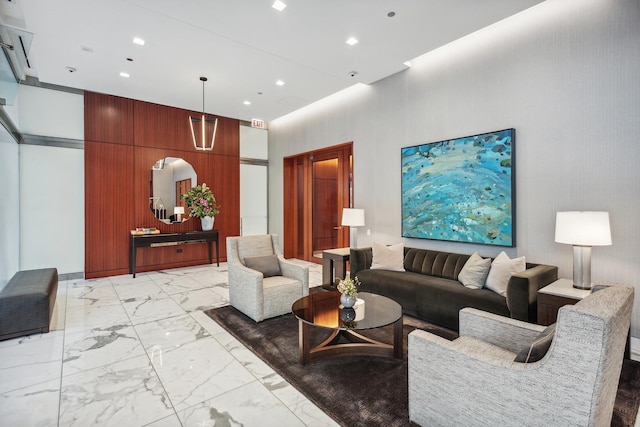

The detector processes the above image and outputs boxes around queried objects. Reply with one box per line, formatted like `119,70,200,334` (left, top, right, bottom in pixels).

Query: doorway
283,142,353,262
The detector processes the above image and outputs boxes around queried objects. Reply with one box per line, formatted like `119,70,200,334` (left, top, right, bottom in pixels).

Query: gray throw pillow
244,254,282,277
514,324,556,363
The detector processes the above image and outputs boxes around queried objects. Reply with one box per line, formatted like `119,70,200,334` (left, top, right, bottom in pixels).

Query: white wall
269,0,640,338
17,85,84,275
0,126,20,283
240,124,268,235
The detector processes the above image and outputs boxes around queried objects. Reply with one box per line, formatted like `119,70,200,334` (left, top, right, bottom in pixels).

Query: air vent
0,24,33,81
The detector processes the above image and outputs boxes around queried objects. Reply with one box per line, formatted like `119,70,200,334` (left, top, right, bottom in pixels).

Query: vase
340,293,357,308
201,216,214,231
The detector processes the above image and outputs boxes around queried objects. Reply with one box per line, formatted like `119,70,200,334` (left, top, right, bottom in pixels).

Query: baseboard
59,271,84,281
630,337,639,362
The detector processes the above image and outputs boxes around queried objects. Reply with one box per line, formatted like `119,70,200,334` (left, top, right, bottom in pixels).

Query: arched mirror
149,157,197,225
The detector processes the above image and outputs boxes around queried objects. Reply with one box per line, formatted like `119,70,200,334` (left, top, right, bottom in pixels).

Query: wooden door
283,143,353,262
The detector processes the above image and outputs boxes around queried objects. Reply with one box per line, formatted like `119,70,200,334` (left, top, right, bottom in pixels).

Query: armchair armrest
506,264,558,322
278,257,309,294
459,308,545,353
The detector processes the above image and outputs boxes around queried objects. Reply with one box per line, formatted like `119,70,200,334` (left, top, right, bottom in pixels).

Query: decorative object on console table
173,206,184,223
341,208,365,249
181,182,220,231
322,247,350,290
554,211,612,290
201,216,214,231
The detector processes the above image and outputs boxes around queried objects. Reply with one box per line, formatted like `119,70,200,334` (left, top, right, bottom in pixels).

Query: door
283,143,353,262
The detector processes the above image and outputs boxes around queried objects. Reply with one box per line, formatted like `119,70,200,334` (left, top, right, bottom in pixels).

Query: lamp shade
555,211,611,246
174,206,185,215
341,208,365,227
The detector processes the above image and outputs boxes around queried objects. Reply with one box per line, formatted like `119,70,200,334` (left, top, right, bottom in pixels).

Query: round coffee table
292,291,403,364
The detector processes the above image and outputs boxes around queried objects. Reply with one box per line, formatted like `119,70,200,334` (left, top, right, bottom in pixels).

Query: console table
129,230,219,278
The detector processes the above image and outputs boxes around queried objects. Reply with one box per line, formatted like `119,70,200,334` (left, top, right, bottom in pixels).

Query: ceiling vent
0,24,33,81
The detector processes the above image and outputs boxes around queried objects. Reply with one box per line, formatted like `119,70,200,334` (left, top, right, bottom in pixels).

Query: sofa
350,246,557,330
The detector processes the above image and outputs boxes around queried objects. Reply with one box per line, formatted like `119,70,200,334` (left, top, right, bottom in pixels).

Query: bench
0,268,58,341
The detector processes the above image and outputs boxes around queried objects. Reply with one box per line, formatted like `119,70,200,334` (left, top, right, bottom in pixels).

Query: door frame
283,142,353,261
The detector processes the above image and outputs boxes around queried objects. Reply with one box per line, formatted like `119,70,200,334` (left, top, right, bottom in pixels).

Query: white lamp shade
174,206,185,215
555,211,611,246
341,208,365,227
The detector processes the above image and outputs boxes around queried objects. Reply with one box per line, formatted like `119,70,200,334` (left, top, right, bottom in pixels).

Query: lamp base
572,245,592,290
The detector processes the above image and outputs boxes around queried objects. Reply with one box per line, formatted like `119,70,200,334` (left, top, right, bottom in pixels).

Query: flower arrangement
181,183,220,218
337,276,360,297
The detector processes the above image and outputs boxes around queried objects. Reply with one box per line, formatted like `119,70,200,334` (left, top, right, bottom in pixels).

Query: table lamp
554,211,611,290
174,206,185,222
342,208,365,249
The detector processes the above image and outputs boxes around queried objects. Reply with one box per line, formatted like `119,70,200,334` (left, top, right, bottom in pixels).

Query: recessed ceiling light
346,37,359,46
120,72,130,78
133,37,145,46
243,100,251,105
272,1,286,11
276,80,285,86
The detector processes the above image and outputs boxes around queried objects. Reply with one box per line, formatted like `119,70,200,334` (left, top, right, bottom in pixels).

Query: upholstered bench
0,268,58,340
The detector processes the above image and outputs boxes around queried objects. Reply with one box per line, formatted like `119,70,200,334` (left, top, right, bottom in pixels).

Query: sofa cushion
485,251,525,296
244,255,282,277
458,252,491,289
514,324,556,363
371,242,405,271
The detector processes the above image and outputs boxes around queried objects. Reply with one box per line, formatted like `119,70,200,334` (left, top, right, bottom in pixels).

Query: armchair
226,234,309,322
408,285,633,427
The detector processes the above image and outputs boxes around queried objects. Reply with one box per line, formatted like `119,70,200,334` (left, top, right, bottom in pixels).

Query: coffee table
292,291,403,364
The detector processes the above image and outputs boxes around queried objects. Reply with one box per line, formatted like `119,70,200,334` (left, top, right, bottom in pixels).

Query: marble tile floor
0,261,339,427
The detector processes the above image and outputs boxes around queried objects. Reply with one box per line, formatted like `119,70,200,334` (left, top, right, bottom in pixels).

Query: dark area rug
204,305,639,427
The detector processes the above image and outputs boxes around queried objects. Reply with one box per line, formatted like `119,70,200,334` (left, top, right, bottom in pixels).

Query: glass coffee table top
292,291,402,330
292,291,404,364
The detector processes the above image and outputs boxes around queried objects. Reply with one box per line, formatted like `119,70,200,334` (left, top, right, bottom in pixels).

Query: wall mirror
149,157,197,225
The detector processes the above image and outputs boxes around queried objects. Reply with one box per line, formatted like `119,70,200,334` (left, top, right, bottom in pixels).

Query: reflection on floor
0,261,338,427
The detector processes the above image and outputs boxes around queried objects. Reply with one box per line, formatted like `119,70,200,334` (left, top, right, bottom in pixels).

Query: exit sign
251,118,265,129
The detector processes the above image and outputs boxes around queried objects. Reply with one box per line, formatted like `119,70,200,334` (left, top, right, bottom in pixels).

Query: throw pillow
243,254,282,277
370,242,405,271
514,324,556,363
485,251,526,296
458,252,491,289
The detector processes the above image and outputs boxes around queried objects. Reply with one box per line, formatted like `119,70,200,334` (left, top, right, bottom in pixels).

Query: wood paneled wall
84,92,240,279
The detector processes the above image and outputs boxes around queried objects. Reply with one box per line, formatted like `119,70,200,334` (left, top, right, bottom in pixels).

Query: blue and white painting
401,129,515,247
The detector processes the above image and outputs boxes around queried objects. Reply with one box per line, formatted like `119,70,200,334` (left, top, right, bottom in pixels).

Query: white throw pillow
485,251,526,296
458,252,491,289
370,242,405,271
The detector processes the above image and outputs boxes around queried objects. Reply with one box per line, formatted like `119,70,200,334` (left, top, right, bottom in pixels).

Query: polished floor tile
0,261,339,427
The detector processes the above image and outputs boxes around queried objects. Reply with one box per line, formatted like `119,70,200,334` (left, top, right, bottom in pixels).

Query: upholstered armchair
408,284,633,427
226,234,309,322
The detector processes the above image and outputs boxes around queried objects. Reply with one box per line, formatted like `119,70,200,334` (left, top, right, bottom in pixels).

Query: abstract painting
401,128,515,246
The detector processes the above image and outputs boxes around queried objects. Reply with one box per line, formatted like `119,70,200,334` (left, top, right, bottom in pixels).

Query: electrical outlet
177,248,183,253
367,229,371,236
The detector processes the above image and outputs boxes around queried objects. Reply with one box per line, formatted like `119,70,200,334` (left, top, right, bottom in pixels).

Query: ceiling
4,0,544,122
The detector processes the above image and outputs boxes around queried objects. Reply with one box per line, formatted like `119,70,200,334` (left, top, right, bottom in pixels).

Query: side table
537,278,589,326
537,278,631,359
322,248,350,290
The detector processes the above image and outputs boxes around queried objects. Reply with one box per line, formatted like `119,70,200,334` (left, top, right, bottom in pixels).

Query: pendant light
189,76,218,151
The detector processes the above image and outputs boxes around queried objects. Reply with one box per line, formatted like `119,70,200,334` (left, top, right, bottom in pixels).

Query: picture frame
401,128,515,247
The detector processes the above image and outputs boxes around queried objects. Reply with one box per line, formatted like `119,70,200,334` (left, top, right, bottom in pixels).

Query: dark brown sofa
350,247,557,331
